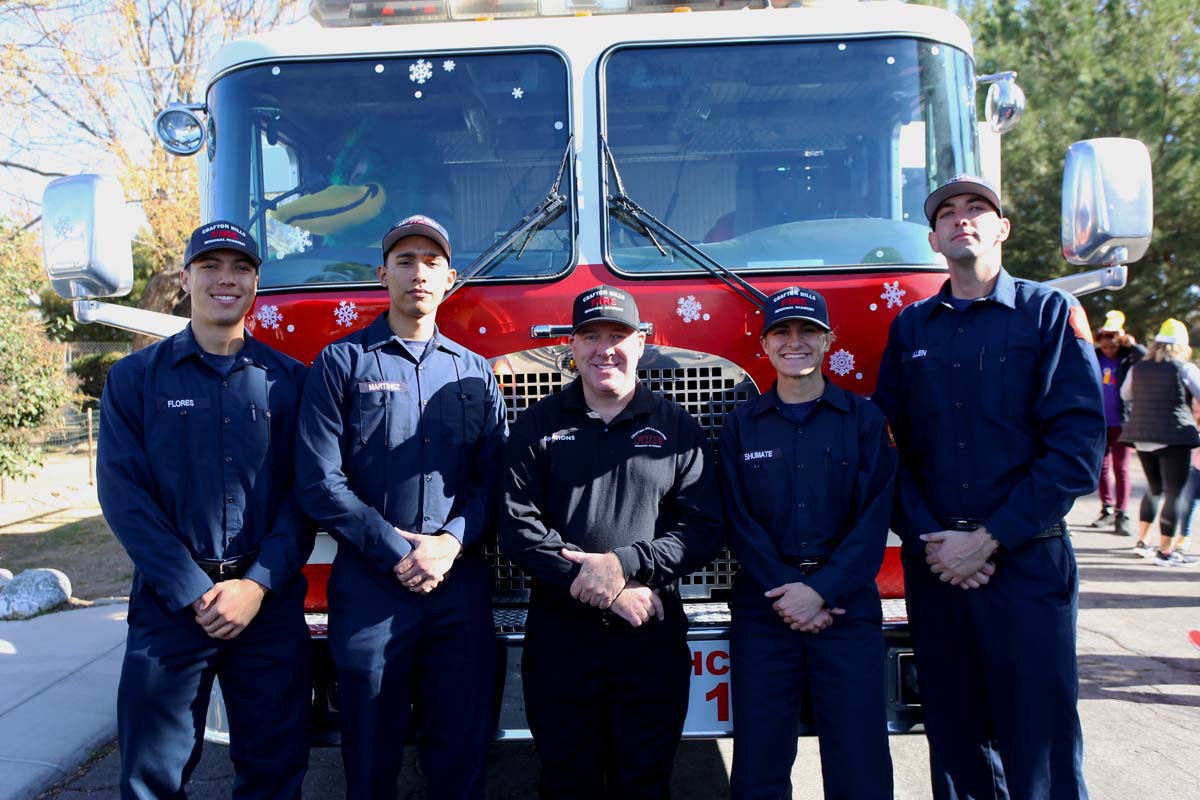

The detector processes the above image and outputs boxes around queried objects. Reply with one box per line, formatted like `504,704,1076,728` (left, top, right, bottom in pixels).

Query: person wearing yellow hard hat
1092,309,1145,535
1119,318,1200,565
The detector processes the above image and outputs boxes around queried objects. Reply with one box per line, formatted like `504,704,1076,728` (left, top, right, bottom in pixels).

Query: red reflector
425,4,436,11
382,6,395,14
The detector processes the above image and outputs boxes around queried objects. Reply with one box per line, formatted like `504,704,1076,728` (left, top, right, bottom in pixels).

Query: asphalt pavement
3,485,1198,799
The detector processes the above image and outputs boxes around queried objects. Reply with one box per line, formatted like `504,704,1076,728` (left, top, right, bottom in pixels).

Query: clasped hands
921,527,999,590
393,528,462,594
561,549,664,628
192,578,267,640
764,582,843,633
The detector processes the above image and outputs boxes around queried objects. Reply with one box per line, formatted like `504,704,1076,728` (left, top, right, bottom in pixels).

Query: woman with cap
1092,309,1145,535
719,286,895,799
1119,318,1200,565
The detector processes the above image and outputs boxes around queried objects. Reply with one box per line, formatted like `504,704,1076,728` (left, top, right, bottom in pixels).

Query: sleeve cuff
804,565,850,610
611,545,641,583
164,569,216,614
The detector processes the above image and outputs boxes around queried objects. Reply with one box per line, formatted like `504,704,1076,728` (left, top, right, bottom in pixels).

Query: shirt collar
563,378,655,420
748,379,852,417
170,324,270,370
363,312,463,358
922,266,1017,320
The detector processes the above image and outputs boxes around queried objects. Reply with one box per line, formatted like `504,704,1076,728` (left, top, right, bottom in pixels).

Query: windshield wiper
602,137,767,309
445,136,573,300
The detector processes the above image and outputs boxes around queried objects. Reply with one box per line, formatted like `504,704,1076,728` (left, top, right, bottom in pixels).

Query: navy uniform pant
904,534,1088,800
730,579,893,800
118,576,311,800
329,554,494,800
522,596,692,800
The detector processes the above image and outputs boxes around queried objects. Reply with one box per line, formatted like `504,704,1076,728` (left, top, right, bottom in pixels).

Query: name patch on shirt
358,381,408,393
542,432,576,443
632,426,667,448
742,448,781,462
910,349,929,359
155,397,211,411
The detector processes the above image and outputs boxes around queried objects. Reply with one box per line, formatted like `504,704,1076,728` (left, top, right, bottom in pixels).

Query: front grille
489,345,756,600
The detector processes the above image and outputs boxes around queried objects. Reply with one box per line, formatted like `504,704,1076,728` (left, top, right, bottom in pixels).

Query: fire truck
41,0,1151,744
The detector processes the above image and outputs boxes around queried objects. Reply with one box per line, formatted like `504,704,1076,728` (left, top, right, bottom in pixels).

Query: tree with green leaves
0,221,70,483
960,0,1200,343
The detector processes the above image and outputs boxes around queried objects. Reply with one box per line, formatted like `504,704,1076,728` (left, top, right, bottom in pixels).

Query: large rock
0,568,72,619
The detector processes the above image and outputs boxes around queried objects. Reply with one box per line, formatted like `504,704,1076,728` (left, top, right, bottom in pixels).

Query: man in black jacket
499,285,722,799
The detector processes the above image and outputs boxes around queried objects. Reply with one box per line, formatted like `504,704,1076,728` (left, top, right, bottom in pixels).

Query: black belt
782,556,828,577
941,518,1065,540
194,550,259,582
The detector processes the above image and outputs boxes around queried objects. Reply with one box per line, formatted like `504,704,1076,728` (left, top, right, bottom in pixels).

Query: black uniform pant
522,597,692,800
903,533,1088,800
118,576,311,800
329,554,494,800
729,579,893,800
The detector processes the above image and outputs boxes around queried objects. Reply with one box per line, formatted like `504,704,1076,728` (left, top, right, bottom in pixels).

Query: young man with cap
98,220,314,799
1093,309,1144,535
719,287,895,799
873,176,1104,799
499,285,722,799
294,215,507,800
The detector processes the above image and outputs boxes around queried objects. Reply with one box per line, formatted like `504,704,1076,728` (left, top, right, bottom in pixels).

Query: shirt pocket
353,383,390,447
437,388,485,446
901,347,948,412
982,330,1041,417
738,451,790,520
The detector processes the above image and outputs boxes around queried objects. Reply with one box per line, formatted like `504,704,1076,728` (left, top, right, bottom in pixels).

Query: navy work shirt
499,380,723,601
873,268,1105,553
97,326,313,612
719,382,896,607
295,314,508,573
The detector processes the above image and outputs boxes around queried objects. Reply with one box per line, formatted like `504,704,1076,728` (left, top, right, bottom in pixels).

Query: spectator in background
1092,310,1145,535
1119,318,1200,566
1171,398,1200,564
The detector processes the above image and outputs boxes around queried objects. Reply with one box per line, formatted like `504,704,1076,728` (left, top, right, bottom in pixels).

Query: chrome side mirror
41,174,134,299
155,102,207,156
978,71,1025,135
1061,138,1153,266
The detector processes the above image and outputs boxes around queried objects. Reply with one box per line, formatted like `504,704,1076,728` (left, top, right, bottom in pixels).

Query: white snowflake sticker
676,295,703,324
256,305,283,330
409,59,433,85
828,348,855,377
442,59,456,72
512,87,524,99
334,301,359,328
881,280,906,309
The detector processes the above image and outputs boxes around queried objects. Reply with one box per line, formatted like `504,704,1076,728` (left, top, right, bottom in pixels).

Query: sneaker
1091,507,1113,527
1168,551,1198,567
1114,511,1131,536
1132,541,1155,558
1154,550,1173,566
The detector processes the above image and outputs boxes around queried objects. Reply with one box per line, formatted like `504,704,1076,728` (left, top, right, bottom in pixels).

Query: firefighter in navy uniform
294,215,507,800
499,285,723,800
873,176,1104,800
98,221,313,799
720,287,895,800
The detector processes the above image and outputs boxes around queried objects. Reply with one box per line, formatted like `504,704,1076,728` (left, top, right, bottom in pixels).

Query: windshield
602,38,980,274
205,52,573,289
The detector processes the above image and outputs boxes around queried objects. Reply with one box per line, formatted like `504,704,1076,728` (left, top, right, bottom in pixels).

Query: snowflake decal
256,304,283,330
334,301,359,328
442,59,456,72
409,59,433,84
676,295,703,324
880,280,907,309
512,87,524,99
828,348,855,377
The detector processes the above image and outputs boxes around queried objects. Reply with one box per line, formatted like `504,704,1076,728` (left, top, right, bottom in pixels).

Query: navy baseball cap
761,286,831,335
184,221,261,268
382,215,452,262
923,175,1003,227
572,285,641,334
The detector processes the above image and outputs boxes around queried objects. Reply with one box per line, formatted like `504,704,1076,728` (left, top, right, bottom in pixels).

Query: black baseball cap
761,286,831,335
572,285,641,334
184,221,261,268
382,214,452,262
923,175,1003,227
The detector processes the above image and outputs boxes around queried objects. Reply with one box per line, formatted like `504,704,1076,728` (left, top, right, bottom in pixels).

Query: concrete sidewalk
0,603,127,800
